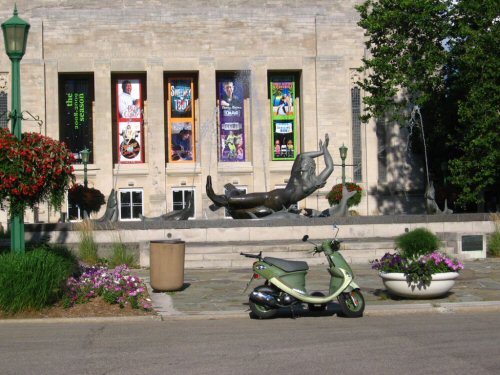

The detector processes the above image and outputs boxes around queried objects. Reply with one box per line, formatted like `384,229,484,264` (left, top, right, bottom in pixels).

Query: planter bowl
379,272,459,299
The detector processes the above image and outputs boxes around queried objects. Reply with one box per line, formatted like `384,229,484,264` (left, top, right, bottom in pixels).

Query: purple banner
219,79,245,162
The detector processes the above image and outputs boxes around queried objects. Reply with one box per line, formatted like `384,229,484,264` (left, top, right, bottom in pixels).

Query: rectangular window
166,76,196,163
58,74,94,162
217,72,249,162
269,73,300,160
67,199,83,221
172,188,195,219
112,75,146,164
351,87,362,182
119,189,143,221
0,91,7,129
376,119,388,183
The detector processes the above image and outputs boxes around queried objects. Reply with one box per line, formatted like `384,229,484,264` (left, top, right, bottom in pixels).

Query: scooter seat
263,257,309,272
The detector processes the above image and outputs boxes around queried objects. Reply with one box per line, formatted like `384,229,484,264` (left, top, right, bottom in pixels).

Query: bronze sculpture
139,195,194,221
207,134,334,219
94,189,118,222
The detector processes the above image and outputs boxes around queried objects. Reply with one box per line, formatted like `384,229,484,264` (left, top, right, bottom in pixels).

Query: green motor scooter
240,225,365,319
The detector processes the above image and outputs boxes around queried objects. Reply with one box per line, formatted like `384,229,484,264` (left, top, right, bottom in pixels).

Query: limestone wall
0,0,422,225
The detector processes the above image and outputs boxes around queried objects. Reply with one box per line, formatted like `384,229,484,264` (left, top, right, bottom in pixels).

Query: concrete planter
380,272,459,299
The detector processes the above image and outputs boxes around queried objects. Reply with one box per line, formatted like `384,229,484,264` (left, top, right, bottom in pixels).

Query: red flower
0,128,75,216
326,182,363,208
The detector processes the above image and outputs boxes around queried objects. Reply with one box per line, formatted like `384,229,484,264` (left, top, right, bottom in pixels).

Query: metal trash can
150,240,185,291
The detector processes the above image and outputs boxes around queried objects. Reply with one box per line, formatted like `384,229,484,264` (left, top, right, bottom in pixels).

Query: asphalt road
1,312,499,375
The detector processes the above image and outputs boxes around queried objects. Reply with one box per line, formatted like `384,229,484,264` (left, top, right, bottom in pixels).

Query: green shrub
78,220,99,265
0,246,79,313
395,228,440,259
488,231,500,257
109,242,138,268
489,214,500,257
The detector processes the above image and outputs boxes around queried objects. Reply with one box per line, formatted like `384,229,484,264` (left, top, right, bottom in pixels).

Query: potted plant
68,184,105,216
371,228,464,298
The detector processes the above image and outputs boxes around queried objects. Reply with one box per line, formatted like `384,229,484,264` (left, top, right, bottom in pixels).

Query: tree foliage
356,0,500,208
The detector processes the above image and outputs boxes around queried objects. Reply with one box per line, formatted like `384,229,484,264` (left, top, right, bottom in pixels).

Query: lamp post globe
80,148,90,188
2,6,30,253
2,5,30,140
2,5,30,60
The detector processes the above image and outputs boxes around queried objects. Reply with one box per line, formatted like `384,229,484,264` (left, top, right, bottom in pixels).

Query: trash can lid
150,239,185,244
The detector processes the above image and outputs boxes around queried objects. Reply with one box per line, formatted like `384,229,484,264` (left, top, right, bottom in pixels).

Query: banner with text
218,78,245,162
61,77,93,161
270,77,296,160
167,78,195,162
116,79,144,163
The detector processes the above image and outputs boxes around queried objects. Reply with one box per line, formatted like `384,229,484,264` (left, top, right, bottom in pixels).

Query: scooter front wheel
338,289,365,318
249,285,279,319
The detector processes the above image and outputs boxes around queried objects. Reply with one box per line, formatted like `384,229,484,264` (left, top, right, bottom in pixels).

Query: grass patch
109,241,138,268
77,219,99,265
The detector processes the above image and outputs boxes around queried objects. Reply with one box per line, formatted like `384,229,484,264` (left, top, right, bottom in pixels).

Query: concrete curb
154,301,500,320
2,301,500,324
0,315,162,324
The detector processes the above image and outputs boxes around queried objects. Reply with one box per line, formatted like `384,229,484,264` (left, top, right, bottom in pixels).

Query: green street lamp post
80,148,90,219
339,144,348,186
2,6,30,253
80,148,90,188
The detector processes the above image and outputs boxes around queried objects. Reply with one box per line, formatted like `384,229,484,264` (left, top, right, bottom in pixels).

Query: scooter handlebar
240,251,262,260
313,246,323,254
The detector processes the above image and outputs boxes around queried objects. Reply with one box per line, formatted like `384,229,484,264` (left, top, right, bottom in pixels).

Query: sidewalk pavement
139,258,500,320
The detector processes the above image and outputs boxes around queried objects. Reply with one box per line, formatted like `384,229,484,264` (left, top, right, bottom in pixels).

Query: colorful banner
116,79,144,163
170,121,194,161
271,80,294,118
219,79,245,162
168,78,195,163
272,120,295,159
60,77,93,161
118,122,142,162
170,79,193,118
270,77,297,160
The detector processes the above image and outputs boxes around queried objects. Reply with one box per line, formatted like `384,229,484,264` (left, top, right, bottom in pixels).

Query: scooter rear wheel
249,285,279,319
338,289,365,318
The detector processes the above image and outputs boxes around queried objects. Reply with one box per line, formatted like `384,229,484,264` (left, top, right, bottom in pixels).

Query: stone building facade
0,0,423,224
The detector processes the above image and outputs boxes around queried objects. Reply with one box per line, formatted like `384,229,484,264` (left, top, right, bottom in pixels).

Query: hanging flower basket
68,184,105,214
326,182,363,208
0,129,75,216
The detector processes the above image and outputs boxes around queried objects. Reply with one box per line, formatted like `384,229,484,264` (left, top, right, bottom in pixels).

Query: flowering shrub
0,129,75,216
326,182,363,207
62,264,152,311
68,184,105,214
371,251,464,287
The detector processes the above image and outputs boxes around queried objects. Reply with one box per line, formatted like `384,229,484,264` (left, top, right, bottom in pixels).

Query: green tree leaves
356,0,499,208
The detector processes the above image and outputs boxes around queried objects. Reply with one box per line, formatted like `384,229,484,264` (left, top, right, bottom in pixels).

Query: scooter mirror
302,235,309,242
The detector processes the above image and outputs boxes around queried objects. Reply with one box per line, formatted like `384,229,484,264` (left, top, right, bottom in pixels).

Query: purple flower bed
371,251,464,287
63,264,152,311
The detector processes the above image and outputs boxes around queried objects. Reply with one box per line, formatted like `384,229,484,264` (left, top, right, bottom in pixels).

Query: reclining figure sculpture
207,134,334,219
